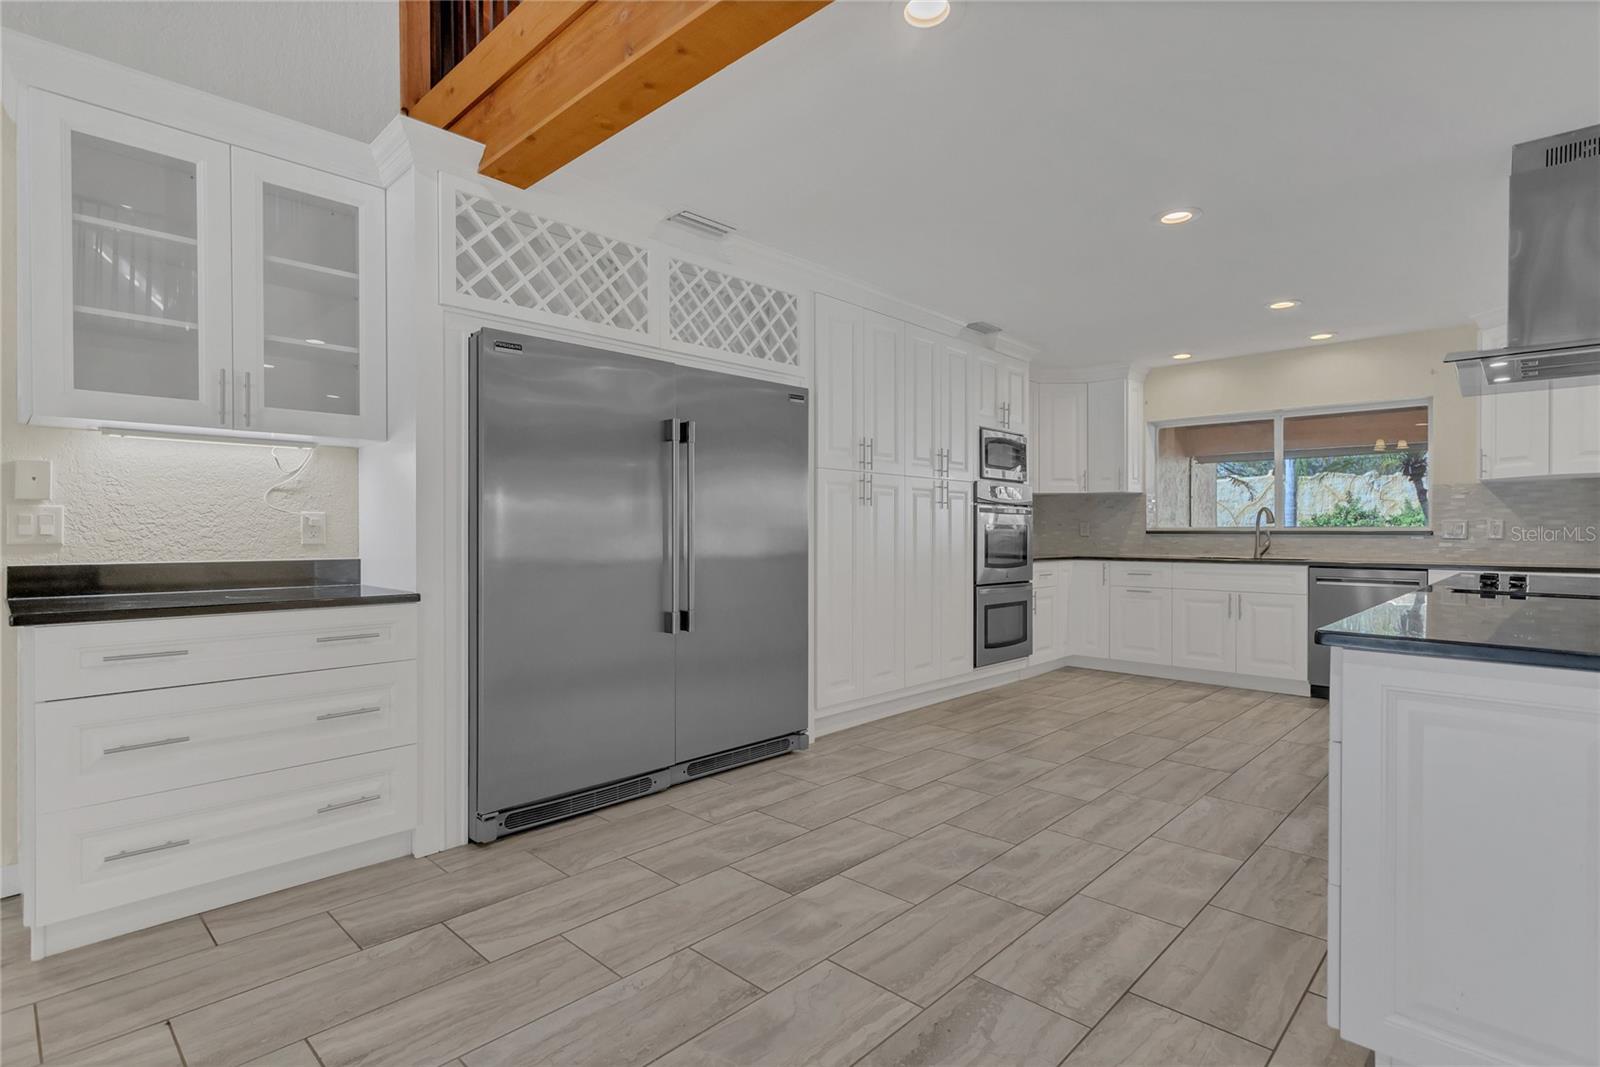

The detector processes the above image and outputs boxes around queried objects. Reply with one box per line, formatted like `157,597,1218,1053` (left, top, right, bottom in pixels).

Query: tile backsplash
1036,479,1600,568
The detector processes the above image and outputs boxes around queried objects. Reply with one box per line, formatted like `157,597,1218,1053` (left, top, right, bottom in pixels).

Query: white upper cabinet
1035,383,1088,492
1551,381,1600,476
1480,380,1600,480
25,92,233,430
230,150,386,440
814,295,905,474
973,349,1028,433
1086,378,1145,493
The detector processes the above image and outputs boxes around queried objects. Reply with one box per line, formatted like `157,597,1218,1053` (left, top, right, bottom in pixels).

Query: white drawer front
1170,562,1308,594
1033,563,1060,586
34,747,417,925
31,604,418,702
1107,561,1172,587
34,663,418,813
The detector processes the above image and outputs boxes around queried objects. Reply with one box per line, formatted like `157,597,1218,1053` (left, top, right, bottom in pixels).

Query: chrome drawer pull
317,793,381,815
102,649,189,663
316,706,381,722
106,838,189,862
1126,571,1153,576
316,632,382,644
104,735,191,755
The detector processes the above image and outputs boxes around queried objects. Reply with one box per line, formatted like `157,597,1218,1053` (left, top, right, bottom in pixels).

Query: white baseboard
814,666,1027,736
1034,654,1311,697
23,832,413,959
1,864,18,899
814,654,1309,740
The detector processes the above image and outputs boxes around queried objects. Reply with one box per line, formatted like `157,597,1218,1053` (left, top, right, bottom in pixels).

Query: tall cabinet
21,90,388,440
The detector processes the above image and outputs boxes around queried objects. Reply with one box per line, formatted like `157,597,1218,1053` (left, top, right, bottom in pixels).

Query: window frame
1145,397,1435,534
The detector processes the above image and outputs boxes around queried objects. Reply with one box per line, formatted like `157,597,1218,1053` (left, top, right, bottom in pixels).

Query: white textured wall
1,106,361,868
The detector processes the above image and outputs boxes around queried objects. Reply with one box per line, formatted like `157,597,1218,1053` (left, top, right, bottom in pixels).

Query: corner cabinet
20,90,387,441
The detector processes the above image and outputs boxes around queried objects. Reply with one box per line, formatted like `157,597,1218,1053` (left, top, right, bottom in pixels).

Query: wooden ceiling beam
409,0,593,127
421,0,828,189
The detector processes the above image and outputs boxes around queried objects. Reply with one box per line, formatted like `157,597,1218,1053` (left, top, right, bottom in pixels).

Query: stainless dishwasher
1308,566,1428,696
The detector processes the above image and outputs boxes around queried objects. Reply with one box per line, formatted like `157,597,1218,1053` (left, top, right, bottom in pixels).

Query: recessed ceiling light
1171,352,1193,360
904,0,949,28
1267,300,1300,311
1308,332,1336,341
1157,208,1200,225
1488,360,1509,368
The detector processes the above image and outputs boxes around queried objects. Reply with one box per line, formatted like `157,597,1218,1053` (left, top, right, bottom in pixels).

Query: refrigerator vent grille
668,260,800,366
453,192,650,334
685,737,794,778
502,775,654,831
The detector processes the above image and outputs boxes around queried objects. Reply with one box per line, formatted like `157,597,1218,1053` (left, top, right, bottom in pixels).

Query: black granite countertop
1033,554,1598,572
7,560,419,626
1315,590,1600,672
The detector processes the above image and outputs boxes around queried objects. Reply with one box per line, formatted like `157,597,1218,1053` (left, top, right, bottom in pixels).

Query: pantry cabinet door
937,481,975,678
1551,381,1600,476
1171,588,1235,672
858,474,907,698
1235,592,1307,680
814,468,863,709
862,312,907,476
1107,586,1172,664
904,328,941,480
231,149,386,439
814,295,864,472
24,91,233,429
903,478,942,687
941,339,976,481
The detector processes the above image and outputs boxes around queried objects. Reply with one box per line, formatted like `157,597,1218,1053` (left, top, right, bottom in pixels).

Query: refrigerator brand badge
492,340,524,352
788,394,807,404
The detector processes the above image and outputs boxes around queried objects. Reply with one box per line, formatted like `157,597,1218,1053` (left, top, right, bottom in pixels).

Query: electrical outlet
7,504,65,545
300,511,326,546
12,459,52,501
1487,519,1504,540
1440,520,1468,540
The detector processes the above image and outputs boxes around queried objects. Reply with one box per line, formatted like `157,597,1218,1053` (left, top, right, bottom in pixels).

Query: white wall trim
1,31,380,183
1037,654,1311,697
814,666,1029,736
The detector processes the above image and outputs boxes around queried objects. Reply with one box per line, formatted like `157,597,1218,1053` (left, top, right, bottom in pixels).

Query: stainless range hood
1446,125,1600,395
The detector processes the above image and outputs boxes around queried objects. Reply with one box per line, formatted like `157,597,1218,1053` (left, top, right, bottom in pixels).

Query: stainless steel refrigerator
469,328,809,842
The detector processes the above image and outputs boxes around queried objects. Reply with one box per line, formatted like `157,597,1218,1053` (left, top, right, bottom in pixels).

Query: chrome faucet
1254,506,1276,559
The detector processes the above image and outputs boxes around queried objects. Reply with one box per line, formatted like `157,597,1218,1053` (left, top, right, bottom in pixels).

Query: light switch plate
12,459,52,501
1440,520,1468,540
300,511,326,546
8,504,64,545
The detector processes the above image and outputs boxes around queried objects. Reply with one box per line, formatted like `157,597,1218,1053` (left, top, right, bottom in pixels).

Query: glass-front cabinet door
25,91,233,428
231,149,386,439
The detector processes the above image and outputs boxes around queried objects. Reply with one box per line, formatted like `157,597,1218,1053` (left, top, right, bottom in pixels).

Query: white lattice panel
453,192,649,333
668,260,800,367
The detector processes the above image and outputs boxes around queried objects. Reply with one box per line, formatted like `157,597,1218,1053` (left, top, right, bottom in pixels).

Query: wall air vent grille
502,775,654,831
453,192,649,333
685,737,794,778
1546,135,1600,168
668,261,800,367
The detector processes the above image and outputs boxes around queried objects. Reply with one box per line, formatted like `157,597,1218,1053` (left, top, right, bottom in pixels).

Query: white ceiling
0,1,397,142
541,1,1600,368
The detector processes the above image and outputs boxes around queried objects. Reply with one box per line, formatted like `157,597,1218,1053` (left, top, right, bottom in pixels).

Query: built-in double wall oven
974,473,1033,667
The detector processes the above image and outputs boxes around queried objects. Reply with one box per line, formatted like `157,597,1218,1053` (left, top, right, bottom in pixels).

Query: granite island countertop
7,559,419,626
1314,590,1600,672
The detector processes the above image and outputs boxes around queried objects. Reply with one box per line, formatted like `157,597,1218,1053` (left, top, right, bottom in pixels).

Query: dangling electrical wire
263,445,317,515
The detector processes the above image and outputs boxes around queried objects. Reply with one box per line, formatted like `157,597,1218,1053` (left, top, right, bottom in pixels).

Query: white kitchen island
1318,592,1600,1067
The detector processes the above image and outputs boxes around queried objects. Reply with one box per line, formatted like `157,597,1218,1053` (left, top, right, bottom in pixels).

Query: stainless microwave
979,426,1027,483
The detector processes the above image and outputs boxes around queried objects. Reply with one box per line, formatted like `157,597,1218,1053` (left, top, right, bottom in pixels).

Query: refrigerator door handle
681,419,697,632
664,418,681,633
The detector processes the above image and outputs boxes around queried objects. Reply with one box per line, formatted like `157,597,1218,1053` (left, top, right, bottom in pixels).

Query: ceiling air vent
666,210,737,240
1545,135,1600,169
964,321,1003,335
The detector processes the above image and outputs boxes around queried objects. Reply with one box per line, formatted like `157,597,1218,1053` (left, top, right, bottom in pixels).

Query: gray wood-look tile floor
0,669,1375,1067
